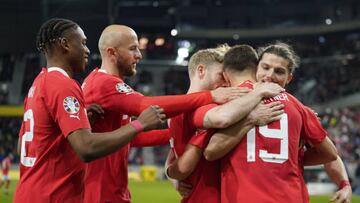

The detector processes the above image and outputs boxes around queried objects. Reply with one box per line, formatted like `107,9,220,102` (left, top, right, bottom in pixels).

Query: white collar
98,69,107,73
48,67,70,78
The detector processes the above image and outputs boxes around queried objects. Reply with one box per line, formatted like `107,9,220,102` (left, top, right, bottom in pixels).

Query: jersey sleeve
101,77,214,118
130,129,170,147
300,105,327,145
190,104,218,129
188,129,215,149
45,77,90,137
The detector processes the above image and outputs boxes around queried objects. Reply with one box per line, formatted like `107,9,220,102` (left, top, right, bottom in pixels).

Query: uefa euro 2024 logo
63,96,80,114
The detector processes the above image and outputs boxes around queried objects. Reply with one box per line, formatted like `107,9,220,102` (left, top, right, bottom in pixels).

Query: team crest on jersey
63,96,80,114
116,83,133,94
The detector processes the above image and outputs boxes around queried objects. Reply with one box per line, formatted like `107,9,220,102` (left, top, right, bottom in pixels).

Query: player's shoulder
44,68,82,94
45,68,76,86
87,68,123,83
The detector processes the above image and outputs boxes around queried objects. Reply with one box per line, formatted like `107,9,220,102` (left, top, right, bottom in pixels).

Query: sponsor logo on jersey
116,83,133,94
63,96,80,114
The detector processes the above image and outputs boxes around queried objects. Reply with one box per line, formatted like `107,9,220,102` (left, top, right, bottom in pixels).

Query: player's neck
230,73,256,87
187,82,203,94
46,59,73,78
100,62,124,79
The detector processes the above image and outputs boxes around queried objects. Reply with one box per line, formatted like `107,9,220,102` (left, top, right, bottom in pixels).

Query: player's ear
197,64,206,79
223,71,230,85
106,47,116,57
59,37,70,51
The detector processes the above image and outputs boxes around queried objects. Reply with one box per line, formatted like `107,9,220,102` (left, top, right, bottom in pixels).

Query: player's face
114,33,142,77
256,53,293,88
67,27,90,73
203,62,227,90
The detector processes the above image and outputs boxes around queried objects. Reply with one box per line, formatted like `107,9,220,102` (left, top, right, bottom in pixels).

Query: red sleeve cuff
192,104,218,128
188,129,215,149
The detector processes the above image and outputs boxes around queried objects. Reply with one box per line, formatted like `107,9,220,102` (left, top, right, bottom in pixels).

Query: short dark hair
223,44,258,72
258,41,300,73
36,18,78,54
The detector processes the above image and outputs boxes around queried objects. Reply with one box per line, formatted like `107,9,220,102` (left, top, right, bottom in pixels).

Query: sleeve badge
63,96,80,114
116,83,133,94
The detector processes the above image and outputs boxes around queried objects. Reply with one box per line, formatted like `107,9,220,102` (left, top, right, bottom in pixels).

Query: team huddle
14,18,352,203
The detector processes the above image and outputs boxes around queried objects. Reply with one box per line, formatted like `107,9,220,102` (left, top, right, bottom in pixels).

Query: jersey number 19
247,113,288,164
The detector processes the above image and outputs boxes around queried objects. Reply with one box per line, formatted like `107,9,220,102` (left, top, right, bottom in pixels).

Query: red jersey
169,103,220,203
82,68,214,203
2,157,10,175
14,67,91,203
221,82,327,203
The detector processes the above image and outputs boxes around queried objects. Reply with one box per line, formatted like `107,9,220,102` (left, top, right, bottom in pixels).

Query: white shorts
2,175,9,181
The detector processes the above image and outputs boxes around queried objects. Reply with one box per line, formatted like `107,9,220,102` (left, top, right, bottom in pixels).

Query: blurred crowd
320,107,360,193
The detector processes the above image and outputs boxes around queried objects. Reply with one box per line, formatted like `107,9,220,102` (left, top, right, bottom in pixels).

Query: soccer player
81,25,242,203
165,45,285,203
14,18,166,203
204,43,338,203
0,153,12,195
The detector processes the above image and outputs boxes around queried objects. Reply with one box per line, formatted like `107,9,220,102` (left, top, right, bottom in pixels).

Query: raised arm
200,82,284,129
204,118,252,161
67,105,165,162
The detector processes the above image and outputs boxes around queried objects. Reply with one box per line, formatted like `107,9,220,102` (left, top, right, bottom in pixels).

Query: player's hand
211,87,251,104
253,82,285,98
248,101,284,126
176,181,193,197
330,186,352,203
86,103,104,125
137,105,166,131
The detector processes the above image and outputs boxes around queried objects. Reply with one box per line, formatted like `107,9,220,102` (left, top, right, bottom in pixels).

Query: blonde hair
188,44,231,77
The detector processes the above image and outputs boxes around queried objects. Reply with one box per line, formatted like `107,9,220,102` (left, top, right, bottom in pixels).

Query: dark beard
122,66,136,77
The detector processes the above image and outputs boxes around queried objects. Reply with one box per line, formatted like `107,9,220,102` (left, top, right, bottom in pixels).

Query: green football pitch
2,178,360,203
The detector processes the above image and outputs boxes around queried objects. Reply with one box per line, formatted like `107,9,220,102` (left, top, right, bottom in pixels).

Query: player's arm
204,118,253,161
326,156,352,203
108,80,249,118
200,82,284,129
300,106,337,166
302,136,338,165
165,150,193,197
67,106,165,162
130,129,170,147
166,130,212,180
166,145,203,180
204,102,284,161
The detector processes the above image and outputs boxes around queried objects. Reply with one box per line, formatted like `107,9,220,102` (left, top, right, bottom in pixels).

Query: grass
2,170,360,203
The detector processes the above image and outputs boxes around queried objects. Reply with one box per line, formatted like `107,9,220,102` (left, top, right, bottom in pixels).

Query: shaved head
98,24,142,77
98,25,137,56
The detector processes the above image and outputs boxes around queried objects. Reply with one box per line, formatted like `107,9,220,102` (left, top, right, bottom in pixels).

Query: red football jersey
14,67,91,203
169,103,220,203
82,68,212,203
2,157,10,175
221,81,327,203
